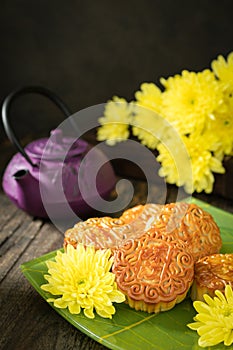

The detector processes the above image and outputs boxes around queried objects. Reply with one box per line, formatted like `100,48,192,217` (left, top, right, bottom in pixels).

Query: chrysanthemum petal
215,289,227,302
225,284,233,302
224,330,233,346
203,293,216,306
195,313,215,323
68,302,81,314
197,323,221,336
84,307,95,319
109,290,126,303
193,301,211,314
53,298,69,309
96,305,115,319
187,321,203,330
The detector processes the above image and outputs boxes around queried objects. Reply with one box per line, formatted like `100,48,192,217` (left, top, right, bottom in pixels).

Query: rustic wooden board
0,193,106,350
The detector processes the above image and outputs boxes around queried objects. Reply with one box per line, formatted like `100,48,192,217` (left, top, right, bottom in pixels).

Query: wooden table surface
0,180,233,350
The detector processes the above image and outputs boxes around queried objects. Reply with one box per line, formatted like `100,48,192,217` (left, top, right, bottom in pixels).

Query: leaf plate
21,198,233,350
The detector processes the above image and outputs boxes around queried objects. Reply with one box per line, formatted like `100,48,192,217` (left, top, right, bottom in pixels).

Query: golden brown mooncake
64,202,221,259
63,203,162,250
148,202,222,261
112,234,194,313
191,253,233,301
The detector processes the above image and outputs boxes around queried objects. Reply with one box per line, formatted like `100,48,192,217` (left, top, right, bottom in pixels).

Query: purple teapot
2,86,116,219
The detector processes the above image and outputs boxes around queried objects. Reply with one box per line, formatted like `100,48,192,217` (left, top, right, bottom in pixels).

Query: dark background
0,0,233,177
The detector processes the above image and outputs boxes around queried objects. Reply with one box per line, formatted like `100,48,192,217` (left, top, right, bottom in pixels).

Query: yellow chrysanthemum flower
41,244,125,319
187,285,233,347
97,52,232,194
97,96,133,145
134,82,163,114
211,52,233,157
132,83,165,149
156,142,185,188
212,52,233,117
157,133,225,194
188,137,225,194
97,123,130,146
132,106,165,149
212,52,233,86
160,69,225,135
207,110,233,158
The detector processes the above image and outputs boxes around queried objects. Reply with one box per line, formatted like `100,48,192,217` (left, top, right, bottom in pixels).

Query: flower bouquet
97,52,233,198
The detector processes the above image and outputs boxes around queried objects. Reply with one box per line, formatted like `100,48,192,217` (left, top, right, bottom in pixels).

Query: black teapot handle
1,86,72,167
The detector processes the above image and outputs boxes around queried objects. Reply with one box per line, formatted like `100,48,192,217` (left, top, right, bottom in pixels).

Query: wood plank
0,209,30,246
0,213,43,281
0,215,106,350
0,193,18,232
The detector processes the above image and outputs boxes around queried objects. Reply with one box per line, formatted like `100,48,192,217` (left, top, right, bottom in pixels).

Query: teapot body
3,138,116,219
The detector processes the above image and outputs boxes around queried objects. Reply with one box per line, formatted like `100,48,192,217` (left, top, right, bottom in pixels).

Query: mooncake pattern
64,203,162,250
148,202,222,261
112,235,194,313
191,253,233,301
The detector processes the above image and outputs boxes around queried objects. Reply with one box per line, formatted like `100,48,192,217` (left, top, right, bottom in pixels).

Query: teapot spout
13,169,38,189
11,168,47,217
13,169,37,190
13,169,30,180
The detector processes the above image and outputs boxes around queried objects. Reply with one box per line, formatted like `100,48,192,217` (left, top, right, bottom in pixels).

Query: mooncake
63,203,162,250
112,234,194,313
191,253,233,301
148,202,222,261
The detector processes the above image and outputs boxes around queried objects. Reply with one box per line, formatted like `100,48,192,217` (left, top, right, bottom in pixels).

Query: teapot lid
26,129,88,160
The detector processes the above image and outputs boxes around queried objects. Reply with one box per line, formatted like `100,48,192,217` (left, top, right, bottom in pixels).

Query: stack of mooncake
64,202,232,313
